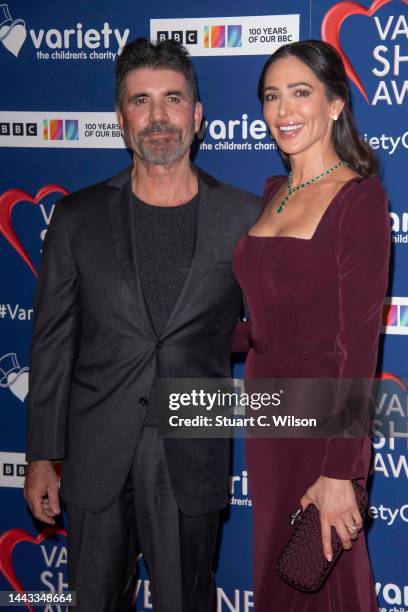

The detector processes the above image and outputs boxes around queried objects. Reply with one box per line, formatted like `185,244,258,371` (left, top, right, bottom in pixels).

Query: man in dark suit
24,38,260,611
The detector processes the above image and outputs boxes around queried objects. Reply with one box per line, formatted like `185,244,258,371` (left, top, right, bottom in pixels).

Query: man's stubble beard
124,120,196,166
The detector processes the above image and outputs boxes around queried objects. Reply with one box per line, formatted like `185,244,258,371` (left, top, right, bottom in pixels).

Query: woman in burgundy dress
233,41,390,610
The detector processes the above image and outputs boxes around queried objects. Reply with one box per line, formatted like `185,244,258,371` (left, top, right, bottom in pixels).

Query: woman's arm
321,177,390,479
302,177,390,560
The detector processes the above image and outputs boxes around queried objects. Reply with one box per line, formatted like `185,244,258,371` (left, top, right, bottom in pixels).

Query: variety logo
390,212,408,244
217,588,254,611
322,0,408,105
0,354,28,402
0,4,26,57
373,445,408,478
203,112,408,157
199,113,275,152
0,526,68,612
0,4,129,61
372,371,408,479
364,130,408,156
383,298,408,334
376,582,408,607
151,14,299,56
134,580,153,609
132,580,254,611
0,452,26,487
368,503,408,525
0,304,33,321
229,469,252,507
0,183,68,276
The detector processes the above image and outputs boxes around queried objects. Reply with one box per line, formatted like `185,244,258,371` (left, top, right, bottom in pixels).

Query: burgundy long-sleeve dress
232,175,390,611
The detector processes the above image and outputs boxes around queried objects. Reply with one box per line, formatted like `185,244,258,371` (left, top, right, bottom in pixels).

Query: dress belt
250,337,335,355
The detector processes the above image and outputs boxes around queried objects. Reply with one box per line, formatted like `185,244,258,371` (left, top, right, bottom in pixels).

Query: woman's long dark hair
258,40,378,177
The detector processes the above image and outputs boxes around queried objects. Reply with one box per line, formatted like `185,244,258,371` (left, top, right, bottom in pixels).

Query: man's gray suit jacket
26,165,261,515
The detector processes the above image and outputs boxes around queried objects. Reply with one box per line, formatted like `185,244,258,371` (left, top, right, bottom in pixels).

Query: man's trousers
65,426,219,612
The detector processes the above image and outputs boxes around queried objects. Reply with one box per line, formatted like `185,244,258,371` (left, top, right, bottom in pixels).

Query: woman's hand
300,476,362,562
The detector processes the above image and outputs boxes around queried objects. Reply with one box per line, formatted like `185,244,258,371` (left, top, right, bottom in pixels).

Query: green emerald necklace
277,160,348,214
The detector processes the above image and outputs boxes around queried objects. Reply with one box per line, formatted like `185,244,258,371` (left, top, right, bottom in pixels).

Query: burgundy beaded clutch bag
277,481,368,592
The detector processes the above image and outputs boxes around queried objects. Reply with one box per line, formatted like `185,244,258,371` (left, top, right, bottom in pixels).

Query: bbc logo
0,122,37,136
3,463,26,477
0,452,26,487
157,30,198,44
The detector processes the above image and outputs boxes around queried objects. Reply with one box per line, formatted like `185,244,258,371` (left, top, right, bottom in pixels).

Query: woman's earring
331,114,338,121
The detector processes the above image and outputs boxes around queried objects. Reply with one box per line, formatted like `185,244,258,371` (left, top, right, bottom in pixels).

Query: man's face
117,67,202,166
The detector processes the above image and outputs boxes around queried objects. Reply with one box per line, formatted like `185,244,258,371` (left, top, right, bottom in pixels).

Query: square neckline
247,175,366,242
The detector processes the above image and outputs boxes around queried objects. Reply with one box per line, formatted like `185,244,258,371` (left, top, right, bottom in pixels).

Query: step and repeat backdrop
0,0,407,610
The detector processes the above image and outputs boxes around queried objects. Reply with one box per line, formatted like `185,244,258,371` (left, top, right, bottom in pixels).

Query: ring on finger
346,521,357,533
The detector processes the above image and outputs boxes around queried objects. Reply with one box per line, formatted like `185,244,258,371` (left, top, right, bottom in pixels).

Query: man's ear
194,101,203,134
116,109,124,136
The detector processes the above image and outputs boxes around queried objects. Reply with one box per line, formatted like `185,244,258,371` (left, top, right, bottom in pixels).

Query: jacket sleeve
321,178,390,480
26,199,80,461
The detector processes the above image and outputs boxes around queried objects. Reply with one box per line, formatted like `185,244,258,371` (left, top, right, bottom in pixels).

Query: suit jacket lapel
107,167,156,338
163,171,220,336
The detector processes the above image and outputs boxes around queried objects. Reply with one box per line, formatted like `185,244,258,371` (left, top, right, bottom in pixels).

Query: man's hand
300,476,362,562
24,460,61,525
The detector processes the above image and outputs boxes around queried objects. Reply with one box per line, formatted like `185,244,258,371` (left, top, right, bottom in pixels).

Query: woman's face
262,55,342,158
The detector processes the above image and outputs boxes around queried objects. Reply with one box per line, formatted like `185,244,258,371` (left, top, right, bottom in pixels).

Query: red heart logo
0,526,67,612
321,0,408,102
376,371,408,390
0,185,69,277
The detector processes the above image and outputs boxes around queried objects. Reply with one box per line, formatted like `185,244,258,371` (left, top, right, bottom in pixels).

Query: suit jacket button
156,340,163,349
139,396,148,406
